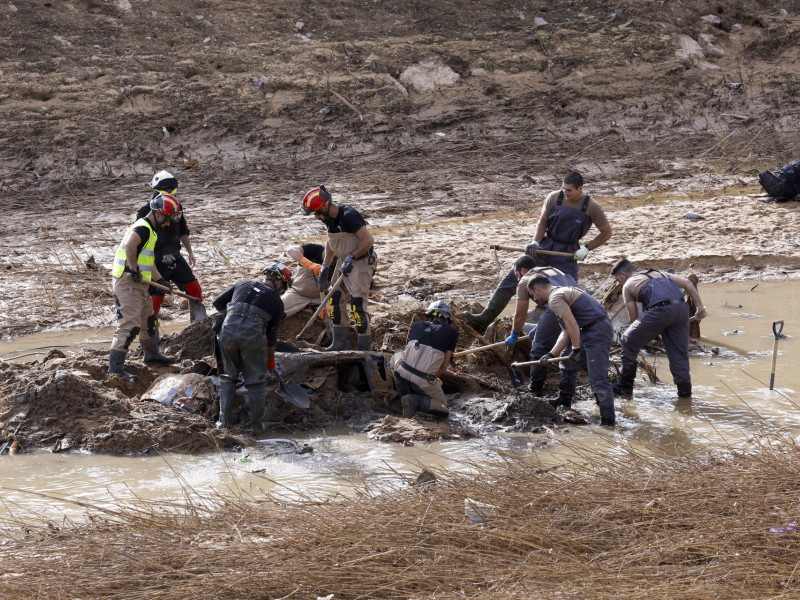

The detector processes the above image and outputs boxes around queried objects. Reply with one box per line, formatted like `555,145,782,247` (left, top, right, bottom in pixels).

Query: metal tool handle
296,273,346,341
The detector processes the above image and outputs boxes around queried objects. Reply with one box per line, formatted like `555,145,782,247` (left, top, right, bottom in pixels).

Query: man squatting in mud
463,172,612,333
301,185,378,352
392,300,459,419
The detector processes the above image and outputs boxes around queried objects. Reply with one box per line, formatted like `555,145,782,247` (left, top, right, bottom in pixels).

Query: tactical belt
354,247,375,260
580,316,610,332
644,298,683,311
226,302,272,329
399,361,437,384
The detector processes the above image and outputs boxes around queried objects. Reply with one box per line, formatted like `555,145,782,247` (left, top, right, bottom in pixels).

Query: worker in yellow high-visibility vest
108,193,179,381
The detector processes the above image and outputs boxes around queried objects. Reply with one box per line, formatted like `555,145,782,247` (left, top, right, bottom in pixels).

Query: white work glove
525,241,540,257
574,245,590,261
692,307,707,321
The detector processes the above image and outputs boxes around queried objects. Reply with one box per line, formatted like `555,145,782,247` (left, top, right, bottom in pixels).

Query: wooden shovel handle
489,244,576,259
142,278,200,303
453,340,508,358
511,356,570,368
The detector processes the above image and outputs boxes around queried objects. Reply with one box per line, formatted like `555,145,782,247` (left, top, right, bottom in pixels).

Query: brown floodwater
0,280,797,520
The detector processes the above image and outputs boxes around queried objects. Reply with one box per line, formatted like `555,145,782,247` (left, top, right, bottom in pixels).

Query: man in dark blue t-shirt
391,300,459,418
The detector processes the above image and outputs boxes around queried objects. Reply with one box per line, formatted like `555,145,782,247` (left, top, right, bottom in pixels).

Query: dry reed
2,437,800,599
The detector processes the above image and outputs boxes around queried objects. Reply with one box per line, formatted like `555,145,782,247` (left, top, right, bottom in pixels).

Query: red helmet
149,192,181,216
262,262,293,288
301,185,332,215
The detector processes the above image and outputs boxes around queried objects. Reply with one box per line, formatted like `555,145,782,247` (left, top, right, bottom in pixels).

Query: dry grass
2,438,800,599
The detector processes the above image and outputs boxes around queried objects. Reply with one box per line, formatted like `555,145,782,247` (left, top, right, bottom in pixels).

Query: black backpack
759,158,800,201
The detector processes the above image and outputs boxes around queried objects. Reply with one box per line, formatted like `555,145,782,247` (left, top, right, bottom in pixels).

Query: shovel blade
190,301,208,322
277,378,311,409
507,366,526,389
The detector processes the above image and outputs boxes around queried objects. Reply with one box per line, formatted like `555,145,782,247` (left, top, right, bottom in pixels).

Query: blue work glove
504,331,519,346
318,263,331,292
526,325,537,340
538,352,554,366
574,245,590,261
341,253,355,276
568,347,583,363
525,241,540,257
130,270,142,283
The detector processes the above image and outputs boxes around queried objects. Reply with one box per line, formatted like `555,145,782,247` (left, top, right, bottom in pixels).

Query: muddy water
0,280,797,519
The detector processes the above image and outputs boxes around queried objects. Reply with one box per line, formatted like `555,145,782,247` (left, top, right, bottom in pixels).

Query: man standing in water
610,259,707,399
463,172,611,333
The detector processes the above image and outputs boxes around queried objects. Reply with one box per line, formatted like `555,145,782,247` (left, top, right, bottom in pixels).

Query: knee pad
349,296,368,334
146,314,158,337
124,327,140,350
329,290,344,324
183,280,202,301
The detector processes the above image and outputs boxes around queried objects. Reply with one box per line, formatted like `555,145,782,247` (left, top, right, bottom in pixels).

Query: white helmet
425,300,452,320
150,170,178,193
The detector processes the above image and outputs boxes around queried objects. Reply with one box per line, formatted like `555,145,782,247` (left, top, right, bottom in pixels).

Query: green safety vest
112,218,157,280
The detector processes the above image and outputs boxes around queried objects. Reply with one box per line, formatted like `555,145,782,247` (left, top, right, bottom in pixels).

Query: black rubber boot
401,394,429,418
141,337,173,364
612,377,634,398
217,378,236,428
108,349,137,381
548,392,572,409
600,416,616,427
326,325,352,352
461,289,514,334
677,384,692,399
248,384,267,434
356,333,372,352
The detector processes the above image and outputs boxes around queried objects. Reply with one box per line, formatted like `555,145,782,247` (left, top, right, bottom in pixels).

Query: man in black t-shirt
136,170,204,322
391,300,459,418
212,262,291,433
301,186,378,352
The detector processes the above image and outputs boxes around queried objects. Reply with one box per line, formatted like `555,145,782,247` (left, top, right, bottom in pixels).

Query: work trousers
621,302,691,392
394,364,448,414
560,319,615,420
111,273,155,352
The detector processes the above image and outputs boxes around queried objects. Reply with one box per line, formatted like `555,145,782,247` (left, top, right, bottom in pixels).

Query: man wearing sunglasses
135,170,205,323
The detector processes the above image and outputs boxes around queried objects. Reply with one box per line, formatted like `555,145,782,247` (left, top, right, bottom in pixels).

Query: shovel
296,273,346,342
490,244,577,259
462,327,525,389
769,320,785,390
453,340,508,358
275,372,311,409
142,278,208,321
511,356,570,368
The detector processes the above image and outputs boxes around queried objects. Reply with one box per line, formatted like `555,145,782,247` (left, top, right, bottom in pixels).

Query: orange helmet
301,185,332,215
149,192,181,216
262,262,293,288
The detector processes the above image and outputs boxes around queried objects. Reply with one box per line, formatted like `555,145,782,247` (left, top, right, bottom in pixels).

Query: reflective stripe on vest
112,218,157,280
